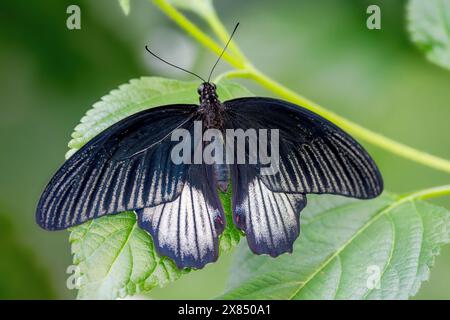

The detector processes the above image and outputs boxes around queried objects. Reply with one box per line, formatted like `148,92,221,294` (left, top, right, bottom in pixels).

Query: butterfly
36,24,383,269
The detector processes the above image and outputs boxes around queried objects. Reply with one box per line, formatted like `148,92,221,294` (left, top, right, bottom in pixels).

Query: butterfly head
198,82,219,106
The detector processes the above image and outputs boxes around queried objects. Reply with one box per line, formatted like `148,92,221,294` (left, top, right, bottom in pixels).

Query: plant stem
152,0,245,69
402,184,450,201
152,0,450,174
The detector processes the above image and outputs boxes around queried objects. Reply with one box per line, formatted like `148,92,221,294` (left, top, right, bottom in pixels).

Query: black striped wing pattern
36,104,226,269
224,97,383,256
37,97,383,269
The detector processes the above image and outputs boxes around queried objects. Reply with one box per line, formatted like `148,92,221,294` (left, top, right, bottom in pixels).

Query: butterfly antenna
145,45,206,82
207,22,240,82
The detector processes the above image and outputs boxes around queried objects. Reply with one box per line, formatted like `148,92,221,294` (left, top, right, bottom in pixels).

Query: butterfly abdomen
214,163,229,192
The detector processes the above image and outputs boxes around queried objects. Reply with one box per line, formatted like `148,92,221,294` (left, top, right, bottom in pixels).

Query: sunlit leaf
222,194,450,299
168,0,214,19
118,0,131,15
407,0,450,70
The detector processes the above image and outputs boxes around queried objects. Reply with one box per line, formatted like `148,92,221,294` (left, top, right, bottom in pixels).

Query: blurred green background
0,0,449,299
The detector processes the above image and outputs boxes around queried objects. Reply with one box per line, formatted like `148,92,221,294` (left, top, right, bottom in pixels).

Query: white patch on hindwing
240,176,299,248
140,182,218,262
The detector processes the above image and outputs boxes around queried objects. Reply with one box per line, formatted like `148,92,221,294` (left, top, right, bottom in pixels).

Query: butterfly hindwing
232,164,306,257
136,163,225,269
36,105,199,230
225,97,383,256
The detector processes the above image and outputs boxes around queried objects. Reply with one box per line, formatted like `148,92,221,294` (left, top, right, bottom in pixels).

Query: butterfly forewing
36,105,199,230
224,97,383,198
224,97,383,257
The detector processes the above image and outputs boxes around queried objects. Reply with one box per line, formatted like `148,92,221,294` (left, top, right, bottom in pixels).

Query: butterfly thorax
198,82,225,130
197,82,229,192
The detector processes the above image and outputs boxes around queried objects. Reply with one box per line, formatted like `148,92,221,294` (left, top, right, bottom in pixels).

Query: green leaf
118,0,131,15
68,77,252,299
0,211,55,299
168,0,214,19
407,0,450,70
222,194,450,299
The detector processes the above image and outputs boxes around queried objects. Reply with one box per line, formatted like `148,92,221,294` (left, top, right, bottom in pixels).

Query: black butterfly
36,25,383,269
